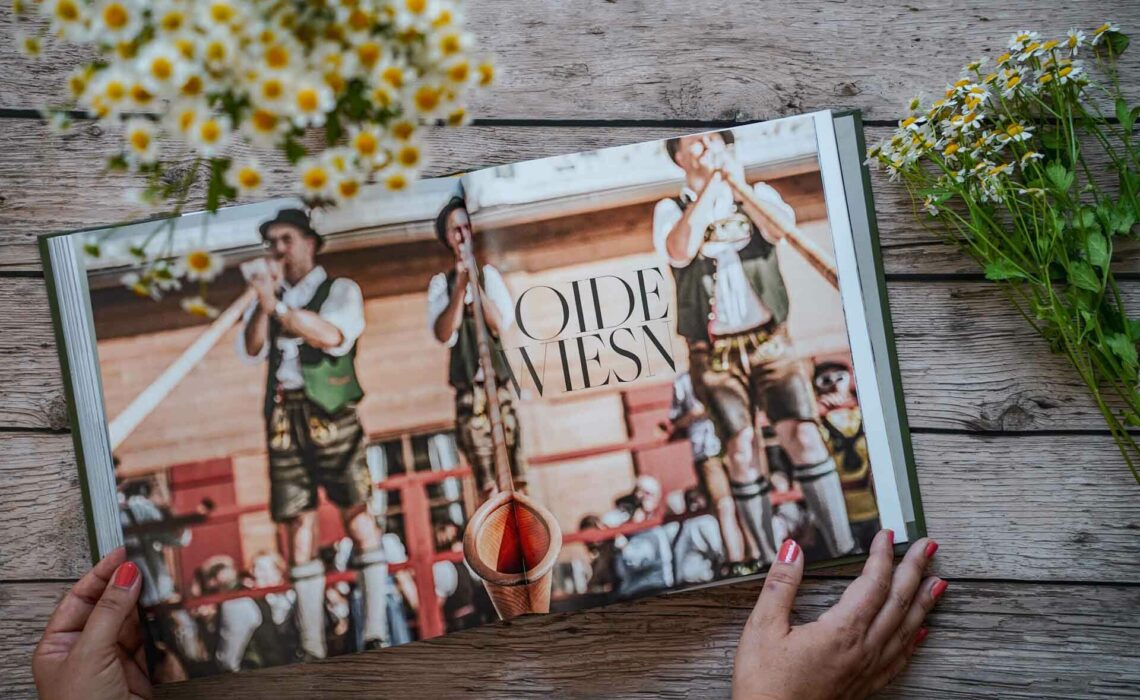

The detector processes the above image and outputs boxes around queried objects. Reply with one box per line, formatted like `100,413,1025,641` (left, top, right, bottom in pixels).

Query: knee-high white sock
730,477,777,565
290,559,327,660
795,457,856,557
355,547,390,647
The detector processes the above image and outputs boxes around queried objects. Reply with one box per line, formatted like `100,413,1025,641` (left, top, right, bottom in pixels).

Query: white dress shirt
236,265,365,390
653,180,795,336
426,263,514,347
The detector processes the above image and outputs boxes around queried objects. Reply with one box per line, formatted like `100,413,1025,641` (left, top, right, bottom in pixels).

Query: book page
460,111,909,612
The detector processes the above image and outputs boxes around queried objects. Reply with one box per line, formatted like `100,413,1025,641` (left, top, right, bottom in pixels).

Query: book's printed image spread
53,111,912,682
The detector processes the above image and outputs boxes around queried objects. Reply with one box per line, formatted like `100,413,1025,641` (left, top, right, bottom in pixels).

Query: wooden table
2,2,1139,697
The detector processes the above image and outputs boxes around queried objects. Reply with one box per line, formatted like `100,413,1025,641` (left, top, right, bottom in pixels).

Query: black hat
259,208,323,251
434,196,467,248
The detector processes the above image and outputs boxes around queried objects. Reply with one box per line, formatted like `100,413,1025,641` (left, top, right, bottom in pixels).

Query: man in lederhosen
427,197,527,501
653,131,855,564
237,208,389,658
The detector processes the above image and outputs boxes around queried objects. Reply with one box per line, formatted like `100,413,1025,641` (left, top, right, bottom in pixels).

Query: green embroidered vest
446,269,512,389
264,277,364,418
671,196,790,344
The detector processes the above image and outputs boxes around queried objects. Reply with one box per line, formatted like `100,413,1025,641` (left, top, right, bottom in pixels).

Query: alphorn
721,172,840,290
455,231,563,620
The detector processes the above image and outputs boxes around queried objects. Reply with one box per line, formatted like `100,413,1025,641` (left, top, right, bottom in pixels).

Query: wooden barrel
462,490,563,619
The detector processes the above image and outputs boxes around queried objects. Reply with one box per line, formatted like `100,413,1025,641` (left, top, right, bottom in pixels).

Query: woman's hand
33,547,153,700
733,530,946,700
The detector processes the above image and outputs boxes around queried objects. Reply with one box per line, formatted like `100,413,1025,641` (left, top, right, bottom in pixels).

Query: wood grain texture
2,432,1136,583
2,122,1138,274
2,1,1138,119
1,578,1137,699
1,276,1134,432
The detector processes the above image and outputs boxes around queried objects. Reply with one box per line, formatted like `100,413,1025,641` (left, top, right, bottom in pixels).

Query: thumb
749,539,804,636
78,561,142,653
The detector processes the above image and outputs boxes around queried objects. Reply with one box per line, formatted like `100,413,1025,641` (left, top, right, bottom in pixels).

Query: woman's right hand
732,530,947,700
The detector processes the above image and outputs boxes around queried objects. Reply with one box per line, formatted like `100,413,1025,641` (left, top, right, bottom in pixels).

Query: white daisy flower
1091,21,1120,46
1067,29,1087,55
240,107,287,147
332,172,363,203
164,98,207,138
181,295,220,319
136,41,189,96
15,31,42,57
392,139,425,173
287,76,335,127
225,158,267,197
1007,30,1040,51
429,28,472,62
297,156,334,199
121,272,161,299
176,249,225,282
197,0,244,29
151,0,190,35
123,117,159,165
348,122,386,165
188,113,232,157
390,0,438,31
199,28,240,72
999,122,1032,143
91,0,143,44
84,67,132,117
40,0,89,42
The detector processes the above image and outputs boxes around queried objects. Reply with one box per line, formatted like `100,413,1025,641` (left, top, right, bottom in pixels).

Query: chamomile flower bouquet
10,0,493,313
868,22,1140,482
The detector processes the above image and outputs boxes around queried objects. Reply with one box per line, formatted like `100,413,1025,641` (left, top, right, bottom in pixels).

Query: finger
746,539,804,637
880,576,947,662
77,561,143,653
823,529,895,632
864,538,938,650
118,606,146,654
120,646,154,700
43,547,128,635
863,630,923,697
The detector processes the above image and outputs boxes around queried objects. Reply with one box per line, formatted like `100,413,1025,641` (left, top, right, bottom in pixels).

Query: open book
41,109,923,683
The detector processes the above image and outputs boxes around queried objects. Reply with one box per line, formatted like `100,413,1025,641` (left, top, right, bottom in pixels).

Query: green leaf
283,136,306,165
983,260,1026,281
205,158,235,212
1106,332,1139,369
1116,98,1135,134
1067,261,1101,292
1103,31,1131,56
1076,206,1100,232
1130,318,1140,340
325,111,342,145
1086,231,1110,268
82,242,101,258
1109,203,1136,236
1045,162,1074,193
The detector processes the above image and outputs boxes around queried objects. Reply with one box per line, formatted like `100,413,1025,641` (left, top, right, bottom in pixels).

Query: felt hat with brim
259,208,323,251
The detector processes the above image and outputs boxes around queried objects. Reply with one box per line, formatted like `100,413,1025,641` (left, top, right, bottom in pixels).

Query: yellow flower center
1058,65,1073,78
262,78,283,100
1006,74,1021,88
382,66,404,88
159,10,183,31
447,61,470,83
238,167,261,189
433,9,453,28
200,120,221,143
397,145,420,167
303,167,328,190
175,37,195,59
1041,39,1059,51
900,116,917,129
414,86,440,112
391,121,414,140
57,0,78,21
266,45,289,69
386,172,408,190
1006,124,1024,137
953,78,970,89
251,109,277,132
338,179,360,198
349,8,370,31
297,87,319,112
1095,23,1110,35
440,33,461,56
129,130,150,151
206,41,226,63
103,3,128,29
406,0,426,14
996,51,1011,65
358,42,381,68
447,108,467,127
477,63,494,86
181,75,203,96
151,57,173,81
210,3,235,23
68,74,87,98
943,143,960,156
354,131,378,155
1067,35,1078,48
371,86,392,107
1023,41,1041,53
178,110,195,132
187,251,211,271
1038,72,1054,84
131,84,152,104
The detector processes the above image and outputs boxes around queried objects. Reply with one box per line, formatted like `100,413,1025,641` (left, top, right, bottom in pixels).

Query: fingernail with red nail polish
925,541,939,558
931,579,949,600
884,529,894,546
778,539,800,564
915,627,929,644
113,561,140,589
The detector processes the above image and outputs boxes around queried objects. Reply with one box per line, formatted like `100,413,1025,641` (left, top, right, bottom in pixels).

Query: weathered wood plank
2,432,1136,583
2,1,1138,119
1,275,1134,432
2,122,1136,274
1,579,1136,699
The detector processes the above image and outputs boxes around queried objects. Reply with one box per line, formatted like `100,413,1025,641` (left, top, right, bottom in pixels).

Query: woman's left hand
33,547,153,700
